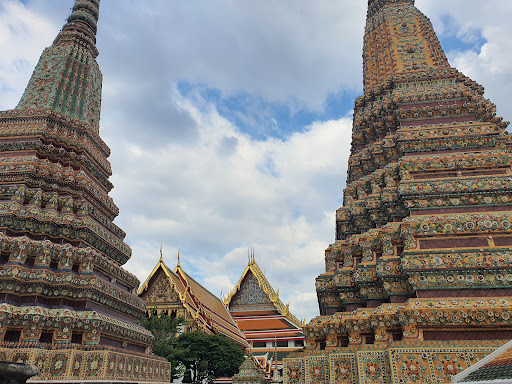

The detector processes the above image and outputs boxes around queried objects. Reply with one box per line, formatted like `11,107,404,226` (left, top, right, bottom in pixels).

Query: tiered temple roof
138,252,249,348
452,340,512,383
284,0,512,383
226,255,305,380
0,1,170,382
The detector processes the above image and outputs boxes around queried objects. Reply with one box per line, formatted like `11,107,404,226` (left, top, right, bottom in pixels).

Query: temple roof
225,255,304,329
138,254,248,347
452,340,512,384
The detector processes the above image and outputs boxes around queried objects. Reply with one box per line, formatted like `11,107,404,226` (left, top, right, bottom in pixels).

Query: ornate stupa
0,1,170,382
284,0,512,383
232,356,267,384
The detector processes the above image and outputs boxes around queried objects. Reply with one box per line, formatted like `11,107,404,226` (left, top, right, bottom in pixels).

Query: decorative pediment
143,269,181,305
231,270,273,307
226,256,304,328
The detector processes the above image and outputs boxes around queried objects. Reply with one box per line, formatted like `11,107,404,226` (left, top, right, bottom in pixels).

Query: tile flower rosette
358,351,389,384
330,354,357,383
430,352,467,383
284,358,305,384
305,356,329,384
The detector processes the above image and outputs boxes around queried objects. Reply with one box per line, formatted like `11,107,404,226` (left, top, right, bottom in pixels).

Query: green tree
138,309,187,381
175,331,244,384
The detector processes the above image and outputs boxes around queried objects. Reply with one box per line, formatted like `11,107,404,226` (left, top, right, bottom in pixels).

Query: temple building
0,1,170,382
138,252,249,348
225,254,305,381
452,340,512,383
284,0,512,383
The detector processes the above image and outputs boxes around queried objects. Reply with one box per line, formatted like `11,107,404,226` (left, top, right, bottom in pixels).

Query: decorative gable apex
225,255,305,328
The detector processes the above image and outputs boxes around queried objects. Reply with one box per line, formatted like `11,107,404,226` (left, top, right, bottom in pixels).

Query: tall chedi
0,1,170,382
283,1,512,383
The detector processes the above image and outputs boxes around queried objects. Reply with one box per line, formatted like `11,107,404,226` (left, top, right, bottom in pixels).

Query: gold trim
224,257,303,328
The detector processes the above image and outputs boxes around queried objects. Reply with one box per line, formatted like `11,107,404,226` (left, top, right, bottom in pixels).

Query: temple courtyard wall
0,348,170,383
284,340,505,384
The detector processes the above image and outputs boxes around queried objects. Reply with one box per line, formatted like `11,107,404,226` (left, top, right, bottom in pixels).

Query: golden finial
248,247,255,264
159,242,163,262
177,248,181,267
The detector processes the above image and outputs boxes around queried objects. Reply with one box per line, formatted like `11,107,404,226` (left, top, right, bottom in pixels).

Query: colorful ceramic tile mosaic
287,0,512,383
0,347,171,383
0,0,170,381
283,357,305,384
284,342,504,384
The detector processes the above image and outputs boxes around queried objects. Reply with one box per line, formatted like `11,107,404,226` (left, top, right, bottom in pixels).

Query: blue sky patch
437,15,487,54
177,81,359,141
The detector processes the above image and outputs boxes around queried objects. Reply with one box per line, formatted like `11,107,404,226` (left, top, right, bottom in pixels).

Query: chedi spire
16,0,103,132
0,1,170,381
65,0,101,38
363,0,448,94
284,0,512,382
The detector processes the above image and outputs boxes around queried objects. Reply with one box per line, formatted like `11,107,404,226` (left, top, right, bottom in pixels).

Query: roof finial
159,242,163,262
177,248,181,268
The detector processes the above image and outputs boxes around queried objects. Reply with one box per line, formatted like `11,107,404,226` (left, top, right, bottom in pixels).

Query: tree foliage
138,309,186,380
139,312,244,383
176,332,244,383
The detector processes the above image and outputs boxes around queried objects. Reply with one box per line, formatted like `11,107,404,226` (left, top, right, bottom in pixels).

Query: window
72,263,80,273
338,335,349,348
50,260,58,270
4,330,21,343
71,332,83,345
39,331,53,344
319,341,326,351
364,334,375,345
0,252,10,264
253,342,266,348
294,340,304,348
25,255,36,267
276,340,288,348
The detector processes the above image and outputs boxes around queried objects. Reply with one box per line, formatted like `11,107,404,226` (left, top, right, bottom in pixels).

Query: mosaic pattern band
283,341,505,384
0,346,170,383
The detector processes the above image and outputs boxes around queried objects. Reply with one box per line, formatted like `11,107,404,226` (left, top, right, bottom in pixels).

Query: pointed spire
159,242,163,262
63,0,101,42
16,0,103,132
177,249,181,268
363,0,448,94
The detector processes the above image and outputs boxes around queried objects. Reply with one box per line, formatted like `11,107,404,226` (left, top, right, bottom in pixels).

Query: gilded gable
143,269,180,305
230,271,273,308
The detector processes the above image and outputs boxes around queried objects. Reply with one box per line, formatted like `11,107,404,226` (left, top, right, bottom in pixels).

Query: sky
1,0,511,322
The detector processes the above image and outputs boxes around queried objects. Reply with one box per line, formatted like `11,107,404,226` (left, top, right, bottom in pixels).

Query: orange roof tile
237,318,290,331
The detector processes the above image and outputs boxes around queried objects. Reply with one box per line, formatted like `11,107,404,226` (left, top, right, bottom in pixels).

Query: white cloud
116,88,352,320
0,0,60,109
